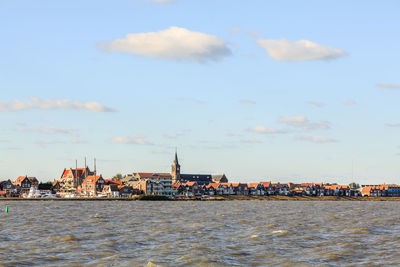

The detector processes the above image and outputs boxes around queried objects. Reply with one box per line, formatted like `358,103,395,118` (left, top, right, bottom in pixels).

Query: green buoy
5,205,8,213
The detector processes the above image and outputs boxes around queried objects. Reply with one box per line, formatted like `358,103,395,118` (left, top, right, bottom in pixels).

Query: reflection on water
1,201,400,266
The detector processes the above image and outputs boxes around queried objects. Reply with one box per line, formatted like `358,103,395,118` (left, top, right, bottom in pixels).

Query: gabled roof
207,183,219,189
14,176,28,185
259,182,271,187
82,175,103,185
104,179,122,185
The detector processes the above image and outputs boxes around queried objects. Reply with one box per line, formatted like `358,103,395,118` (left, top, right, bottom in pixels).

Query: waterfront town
0,152,399,199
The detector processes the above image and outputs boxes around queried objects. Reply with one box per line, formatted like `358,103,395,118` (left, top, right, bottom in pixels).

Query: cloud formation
0,97,115,112
257,38,347,61
240,99,256,105
248,126,287,134
307,101,325,108
112,135,153,145
99,26,231,62
377,83,400,89
295,135,337,143
279,116,330,130
386,123,400,127
344,99,357,105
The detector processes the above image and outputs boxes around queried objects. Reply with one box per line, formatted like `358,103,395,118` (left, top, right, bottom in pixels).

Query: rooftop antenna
94,158,97,178
75,159,78,187
85,157,87,179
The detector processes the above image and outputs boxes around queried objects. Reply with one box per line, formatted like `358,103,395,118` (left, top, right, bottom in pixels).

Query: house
205,183,219,196
259,182,273,195
103,184,120,197
212,174,228,183
231,183,249,195
0,180,15,194
81,175,105,196
131,173,173,196
59,167,93,195
248,183,266,196
324,185,350,196
118,185,137,197
361,185,388,197
273,183,291,196
14,176,38,194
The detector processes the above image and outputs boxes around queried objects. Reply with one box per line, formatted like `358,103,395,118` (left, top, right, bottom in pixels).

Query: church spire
174,148,179,164
172,149,181,182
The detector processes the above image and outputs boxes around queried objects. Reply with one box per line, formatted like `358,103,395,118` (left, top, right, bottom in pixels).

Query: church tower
171,150,181,182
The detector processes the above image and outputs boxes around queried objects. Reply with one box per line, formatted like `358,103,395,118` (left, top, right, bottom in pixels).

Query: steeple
171,149,181,182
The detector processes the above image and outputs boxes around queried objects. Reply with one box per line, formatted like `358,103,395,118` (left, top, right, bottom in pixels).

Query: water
1,201,400,266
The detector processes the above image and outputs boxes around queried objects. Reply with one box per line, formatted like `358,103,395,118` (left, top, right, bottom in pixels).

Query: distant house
59,167,93,194
81,175,105,196
118,185,138,197
14,176,38,194
129,173,173,196
103,184,120,197
0,180,15,194
361,185,388,197
212,174,228,183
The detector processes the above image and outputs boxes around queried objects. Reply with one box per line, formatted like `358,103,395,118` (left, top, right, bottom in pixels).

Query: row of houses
0,176,39,197
173,182,363,197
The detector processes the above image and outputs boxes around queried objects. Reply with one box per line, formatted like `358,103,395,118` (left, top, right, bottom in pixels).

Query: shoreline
1,196,400,201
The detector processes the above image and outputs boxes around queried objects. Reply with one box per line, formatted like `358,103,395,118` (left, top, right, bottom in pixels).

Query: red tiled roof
259,182,271,187
82,175,102,185
62,168,87,178
207,183,219,189
104,179,122,185
248,183,259,188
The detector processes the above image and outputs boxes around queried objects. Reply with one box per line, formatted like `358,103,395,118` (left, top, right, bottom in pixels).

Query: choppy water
1,201,400,266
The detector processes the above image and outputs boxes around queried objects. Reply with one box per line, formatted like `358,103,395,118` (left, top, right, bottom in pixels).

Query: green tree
112,173,123,181
38,181,53,190
349,182,360,189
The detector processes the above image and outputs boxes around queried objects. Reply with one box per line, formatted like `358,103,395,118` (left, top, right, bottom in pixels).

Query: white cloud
377,83,400,89
151,0,174,3
307,101,325,108
177,97,205,104
99,26,231,62
0,97,115,112
279,116,330,130
344,99,357,105
229,26,241,34
240,99,256,105
386,123,400,127
17,126,78,136
295,135,337,143
249,126,287,134
257,38,347,61
40,126,77,135
247,30,261,37
112,135,153,145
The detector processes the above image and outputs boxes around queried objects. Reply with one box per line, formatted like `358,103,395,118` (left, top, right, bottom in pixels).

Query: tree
349,182,360,189
112,173,123,181
38,181,53,190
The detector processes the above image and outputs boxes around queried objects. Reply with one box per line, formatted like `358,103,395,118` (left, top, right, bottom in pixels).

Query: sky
0,0,399,184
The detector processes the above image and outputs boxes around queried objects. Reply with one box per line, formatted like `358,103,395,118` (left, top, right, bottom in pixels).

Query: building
14,176,39,194
81,175,105,196
171,151,228,185
59,167,94,195
129,173,173,196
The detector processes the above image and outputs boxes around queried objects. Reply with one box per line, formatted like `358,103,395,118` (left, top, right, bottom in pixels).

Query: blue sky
0,0,399,184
